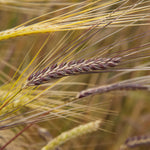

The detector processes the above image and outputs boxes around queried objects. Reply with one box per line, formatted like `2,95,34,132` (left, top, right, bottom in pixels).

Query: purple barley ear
28,74,34,81
26,57,121,86
77,83,149,98
120,134,150,150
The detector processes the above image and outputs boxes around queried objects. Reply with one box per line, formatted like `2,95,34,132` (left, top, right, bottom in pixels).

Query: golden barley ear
42,120,101,150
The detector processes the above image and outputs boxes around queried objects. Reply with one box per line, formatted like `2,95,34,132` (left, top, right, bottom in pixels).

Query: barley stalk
41,120,101,150
77,83,149,98
120,134,150,150
26,57,121,86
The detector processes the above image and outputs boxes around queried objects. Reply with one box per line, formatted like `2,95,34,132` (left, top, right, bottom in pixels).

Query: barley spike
120,134,150,150
26,57,121,86
77,83,149,98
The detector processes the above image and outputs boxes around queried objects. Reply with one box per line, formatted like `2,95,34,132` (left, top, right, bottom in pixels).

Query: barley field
0,0,150,150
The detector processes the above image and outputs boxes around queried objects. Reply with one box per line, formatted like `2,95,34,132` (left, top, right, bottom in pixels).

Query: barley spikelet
120,134,150,150
77,83,149,98
26,57,121,86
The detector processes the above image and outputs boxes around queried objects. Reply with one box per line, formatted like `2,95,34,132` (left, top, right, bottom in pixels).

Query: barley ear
120,134,150,150
77,83,149,98
41,120,101,150
26,57,121,87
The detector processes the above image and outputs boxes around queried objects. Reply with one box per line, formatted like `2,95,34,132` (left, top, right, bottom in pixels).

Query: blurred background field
0,0,150,150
